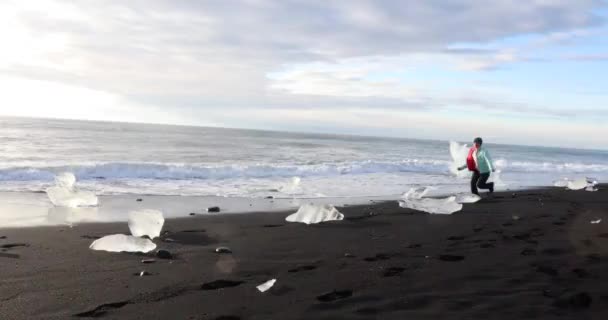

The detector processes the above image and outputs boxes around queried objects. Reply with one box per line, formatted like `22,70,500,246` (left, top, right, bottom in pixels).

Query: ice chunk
128,209,164,239
449,141,469,178
553,178,569,187
46,172,98,208
286,204,344,224
399,187,462,214
586,186,598,192
567,178,588,190
256,279,276,293
590,219,601,224
455,193,481,204
89,234,157,253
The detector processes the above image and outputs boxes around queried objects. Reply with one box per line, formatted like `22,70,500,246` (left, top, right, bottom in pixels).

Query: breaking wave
0,159,606,182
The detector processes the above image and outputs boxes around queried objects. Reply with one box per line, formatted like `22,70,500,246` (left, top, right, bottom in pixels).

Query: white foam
286,204,344,224
256,279,276,293
455,193,481,204
89,234,157,253
46,172,98,208
128,209,164,239
590,219,601,224
399,187,462,214
278,177,302,195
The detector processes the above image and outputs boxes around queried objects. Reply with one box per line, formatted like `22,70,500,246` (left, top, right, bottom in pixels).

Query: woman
458,137,495,195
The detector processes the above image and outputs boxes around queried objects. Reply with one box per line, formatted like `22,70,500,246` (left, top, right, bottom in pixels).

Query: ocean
1,116,607,199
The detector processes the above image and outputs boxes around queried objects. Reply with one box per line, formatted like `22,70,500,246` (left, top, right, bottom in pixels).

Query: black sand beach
1,187,607,319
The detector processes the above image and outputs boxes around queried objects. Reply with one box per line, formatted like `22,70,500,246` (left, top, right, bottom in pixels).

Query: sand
1,186,607,319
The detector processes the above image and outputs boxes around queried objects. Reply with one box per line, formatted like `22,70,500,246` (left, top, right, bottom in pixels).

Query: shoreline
1,186,607,319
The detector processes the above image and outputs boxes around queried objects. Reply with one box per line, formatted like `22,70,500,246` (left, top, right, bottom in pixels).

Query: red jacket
466,147,478,172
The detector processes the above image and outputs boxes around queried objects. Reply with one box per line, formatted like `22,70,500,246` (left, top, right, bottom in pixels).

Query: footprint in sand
1,243,29,249
200,280,244,290
287,265,317,273
363,253,392,262
316,290,353,302
438,254,465,262
382,267,405,277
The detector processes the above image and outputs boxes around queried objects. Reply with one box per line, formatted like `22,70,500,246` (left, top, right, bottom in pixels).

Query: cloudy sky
1,0,607,149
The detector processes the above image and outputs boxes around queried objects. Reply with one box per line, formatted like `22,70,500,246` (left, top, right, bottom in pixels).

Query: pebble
215,247,232,254
156,250,173,260
207,206,221,213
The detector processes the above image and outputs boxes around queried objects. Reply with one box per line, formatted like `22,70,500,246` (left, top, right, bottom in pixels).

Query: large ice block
286,204,344,224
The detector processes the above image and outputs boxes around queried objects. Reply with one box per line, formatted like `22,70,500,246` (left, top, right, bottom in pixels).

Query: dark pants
471,171,494,195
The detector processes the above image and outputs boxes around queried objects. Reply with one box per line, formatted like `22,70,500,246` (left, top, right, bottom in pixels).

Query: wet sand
1,186,607,319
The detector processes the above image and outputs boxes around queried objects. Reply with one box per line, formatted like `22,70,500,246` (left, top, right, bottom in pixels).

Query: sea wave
0,159,606,182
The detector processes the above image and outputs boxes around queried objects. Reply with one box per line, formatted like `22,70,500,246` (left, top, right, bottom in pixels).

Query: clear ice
46,172,98,208
286,204,344,224
128,209,165,239
89,234,157,253
555,177,599,191
399,187,463,214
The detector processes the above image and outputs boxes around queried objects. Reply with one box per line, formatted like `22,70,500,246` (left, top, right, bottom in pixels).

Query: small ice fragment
128,209,164,239
455,193,482,204
567,178,589,190
399,188,462,214
46,172,98,208
590,219,601,224
586,186,598,192
286,204,344,224
89,234,156,253
257,279,276,293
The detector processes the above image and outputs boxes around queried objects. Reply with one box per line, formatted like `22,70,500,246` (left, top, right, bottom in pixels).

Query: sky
1,0,608,149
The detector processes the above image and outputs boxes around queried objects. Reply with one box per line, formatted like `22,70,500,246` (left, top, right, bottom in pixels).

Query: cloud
0,0,606,148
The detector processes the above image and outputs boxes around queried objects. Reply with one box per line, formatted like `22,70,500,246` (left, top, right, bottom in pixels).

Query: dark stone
265,196,274,199
0,236,6,239
156,250,173,260
207,206,221,213
189,212,196,216
439,255,465,262
136,198,143,202
215,247,232,254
